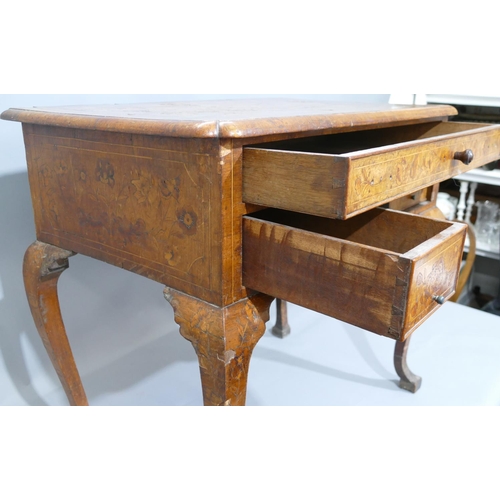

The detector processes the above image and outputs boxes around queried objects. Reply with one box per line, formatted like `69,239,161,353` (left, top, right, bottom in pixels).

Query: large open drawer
243,121,500,219
243,208,467,340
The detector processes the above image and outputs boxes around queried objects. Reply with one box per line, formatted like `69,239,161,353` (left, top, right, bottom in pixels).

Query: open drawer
243,121,500,219
243,208,467,341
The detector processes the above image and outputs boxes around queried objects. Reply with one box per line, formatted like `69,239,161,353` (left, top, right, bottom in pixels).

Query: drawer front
243,121,500,219
242,208,466,340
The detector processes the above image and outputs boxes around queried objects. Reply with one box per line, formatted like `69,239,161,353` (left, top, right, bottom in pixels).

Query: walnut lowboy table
3,99,500,406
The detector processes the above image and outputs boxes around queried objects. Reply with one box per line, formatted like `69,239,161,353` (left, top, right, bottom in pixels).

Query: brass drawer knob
453,149,474,165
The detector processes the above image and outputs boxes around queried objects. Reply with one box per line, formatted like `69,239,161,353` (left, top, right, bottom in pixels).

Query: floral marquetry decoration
31,134,215,292
95,159,115,187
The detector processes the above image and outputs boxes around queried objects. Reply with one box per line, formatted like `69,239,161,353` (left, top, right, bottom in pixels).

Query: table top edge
1,100,458,139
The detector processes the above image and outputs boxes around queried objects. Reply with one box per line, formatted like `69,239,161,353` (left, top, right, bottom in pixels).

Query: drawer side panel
242,217,410,339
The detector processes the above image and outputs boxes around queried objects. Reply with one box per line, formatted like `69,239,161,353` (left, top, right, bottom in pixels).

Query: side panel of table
23,124,228,305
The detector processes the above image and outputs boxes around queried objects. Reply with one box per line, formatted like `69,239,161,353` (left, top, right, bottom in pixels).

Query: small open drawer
243,208,467,340
243,121,500,219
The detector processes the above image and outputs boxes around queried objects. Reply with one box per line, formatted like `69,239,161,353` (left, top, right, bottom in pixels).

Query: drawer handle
453,149,474,165
433,295,445,305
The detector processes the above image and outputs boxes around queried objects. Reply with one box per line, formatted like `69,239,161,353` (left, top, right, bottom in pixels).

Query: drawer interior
248,121,487,154
248,208,452,255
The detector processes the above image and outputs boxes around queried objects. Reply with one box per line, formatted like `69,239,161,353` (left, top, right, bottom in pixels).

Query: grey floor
2,172,500,406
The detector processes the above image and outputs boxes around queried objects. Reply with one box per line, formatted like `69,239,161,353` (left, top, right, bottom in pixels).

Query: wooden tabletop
1,98,457,139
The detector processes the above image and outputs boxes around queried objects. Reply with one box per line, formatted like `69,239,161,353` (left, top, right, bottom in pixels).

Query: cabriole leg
394,336,422,393
23,241,88,406
164,288,273,406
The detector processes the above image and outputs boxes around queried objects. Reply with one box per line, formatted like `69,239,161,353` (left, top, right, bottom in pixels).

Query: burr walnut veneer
3,99,500,405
